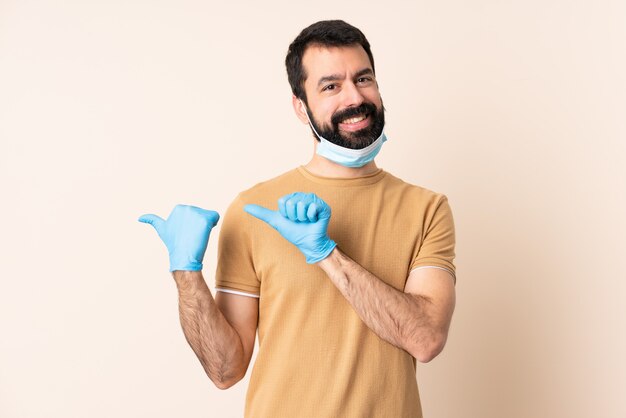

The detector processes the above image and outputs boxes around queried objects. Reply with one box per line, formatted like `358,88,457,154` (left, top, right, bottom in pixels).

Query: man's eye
322,84,336,92
357,77,372,83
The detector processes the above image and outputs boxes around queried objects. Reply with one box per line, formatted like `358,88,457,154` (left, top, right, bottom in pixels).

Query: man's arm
244,192,455,362
139,205,259,389
317,248,455,363
173,270,258,389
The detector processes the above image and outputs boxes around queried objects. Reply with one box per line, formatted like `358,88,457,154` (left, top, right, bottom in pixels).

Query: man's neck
304,145,380,178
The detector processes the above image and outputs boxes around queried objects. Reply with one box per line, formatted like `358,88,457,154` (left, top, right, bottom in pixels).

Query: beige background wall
1,0,625,417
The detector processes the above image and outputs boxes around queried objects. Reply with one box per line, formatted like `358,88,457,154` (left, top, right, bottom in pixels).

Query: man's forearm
317,248,445,362
172,270,245,389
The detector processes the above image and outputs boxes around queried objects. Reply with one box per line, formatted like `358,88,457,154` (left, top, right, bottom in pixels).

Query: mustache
331,102,378,125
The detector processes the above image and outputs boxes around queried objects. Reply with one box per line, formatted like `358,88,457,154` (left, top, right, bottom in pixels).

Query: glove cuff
305,239,337,264
169,254,203,272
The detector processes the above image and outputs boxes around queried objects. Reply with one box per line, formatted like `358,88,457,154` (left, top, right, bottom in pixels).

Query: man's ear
292,95,310,125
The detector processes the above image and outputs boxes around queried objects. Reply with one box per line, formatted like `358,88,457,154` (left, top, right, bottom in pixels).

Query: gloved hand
244,192,337,264
138,205,220,272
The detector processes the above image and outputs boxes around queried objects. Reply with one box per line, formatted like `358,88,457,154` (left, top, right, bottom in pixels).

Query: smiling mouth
338,113,371,132
341,114,367,124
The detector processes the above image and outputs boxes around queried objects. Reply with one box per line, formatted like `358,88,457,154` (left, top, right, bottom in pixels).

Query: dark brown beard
309,103,385,150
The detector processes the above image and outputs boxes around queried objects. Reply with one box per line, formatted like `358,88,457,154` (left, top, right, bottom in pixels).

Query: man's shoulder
232,167,303,206
381,170,447,203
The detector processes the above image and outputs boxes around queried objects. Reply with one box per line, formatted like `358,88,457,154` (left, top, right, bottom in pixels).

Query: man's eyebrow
354,68,374,78
316,68,374,88
317,74,343,88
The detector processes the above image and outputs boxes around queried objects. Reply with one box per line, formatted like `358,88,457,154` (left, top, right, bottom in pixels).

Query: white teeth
342,115,366,124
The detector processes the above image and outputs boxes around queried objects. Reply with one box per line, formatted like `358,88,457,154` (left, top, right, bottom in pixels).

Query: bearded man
140,19,457,418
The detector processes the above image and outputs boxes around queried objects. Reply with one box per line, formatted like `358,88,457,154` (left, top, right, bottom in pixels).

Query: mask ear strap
299,99,308,118
299,100,324,140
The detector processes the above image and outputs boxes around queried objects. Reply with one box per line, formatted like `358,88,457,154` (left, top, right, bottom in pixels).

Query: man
139,20,456,418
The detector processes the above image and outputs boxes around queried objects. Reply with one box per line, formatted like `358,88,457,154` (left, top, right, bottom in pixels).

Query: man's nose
340,81,365,108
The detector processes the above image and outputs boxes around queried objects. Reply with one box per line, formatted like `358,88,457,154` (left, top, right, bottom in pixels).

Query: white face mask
300,100,388,168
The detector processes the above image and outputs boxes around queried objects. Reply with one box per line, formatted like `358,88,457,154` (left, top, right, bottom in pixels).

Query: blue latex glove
138,205,220,272
244,192,337,264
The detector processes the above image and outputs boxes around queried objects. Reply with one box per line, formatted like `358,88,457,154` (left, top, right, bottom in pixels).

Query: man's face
300,44,384,150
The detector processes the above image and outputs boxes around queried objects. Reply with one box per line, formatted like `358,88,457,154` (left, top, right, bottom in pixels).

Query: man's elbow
212,376,242,390
409,333,447,363
214,380,236,390
210,369,246,390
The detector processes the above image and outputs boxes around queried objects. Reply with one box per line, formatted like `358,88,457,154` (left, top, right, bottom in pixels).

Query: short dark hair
285,20,375,104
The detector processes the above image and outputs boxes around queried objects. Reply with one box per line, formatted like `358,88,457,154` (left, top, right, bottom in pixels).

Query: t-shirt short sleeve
409,194,457,282
214,194,261,296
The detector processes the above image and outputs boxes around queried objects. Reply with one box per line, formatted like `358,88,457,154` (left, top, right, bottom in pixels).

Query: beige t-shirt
215,166,456,418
